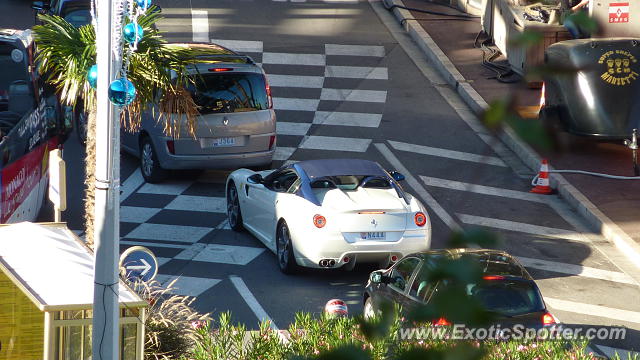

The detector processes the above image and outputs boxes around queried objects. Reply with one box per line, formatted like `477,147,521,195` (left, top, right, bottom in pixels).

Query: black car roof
410,249,532,280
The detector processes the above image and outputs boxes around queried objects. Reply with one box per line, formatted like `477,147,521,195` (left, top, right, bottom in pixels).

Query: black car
363,249,557,330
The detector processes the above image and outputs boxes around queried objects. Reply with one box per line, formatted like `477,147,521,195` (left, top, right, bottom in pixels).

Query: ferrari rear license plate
362,232,385,240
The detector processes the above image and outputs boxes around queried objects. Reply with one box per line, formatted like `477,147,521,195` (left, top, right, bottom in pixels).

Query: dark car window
388,257,420,293
62,8,92,27
467,280,545,317
408,263,435,301
265,169,298,193
187,73,268,114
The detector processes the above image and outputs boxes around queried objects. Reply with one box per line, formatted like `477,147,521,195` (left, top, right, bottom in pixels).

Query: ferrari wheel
226,182,244,231
277,221,297,274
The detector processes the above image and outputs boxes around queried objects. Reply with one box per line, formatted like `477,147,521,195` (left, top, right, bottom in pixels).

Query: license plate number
212,137,236,147
361,232,385,240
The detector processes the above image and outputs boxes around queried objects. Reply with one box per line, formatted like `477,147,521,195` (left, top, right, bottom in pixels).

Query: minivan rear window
188,73,268,114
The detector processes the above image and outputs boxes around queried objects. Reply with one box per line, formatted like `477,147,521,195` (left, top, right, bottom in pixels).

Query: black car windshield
467,280,545,317
0,45,28,111
187,72,268,114
61,7,91,27
310,175,391,191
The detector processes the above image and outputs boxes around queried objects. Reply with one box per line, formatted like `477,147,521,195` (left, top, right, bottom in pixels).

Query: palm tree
33,8,225,245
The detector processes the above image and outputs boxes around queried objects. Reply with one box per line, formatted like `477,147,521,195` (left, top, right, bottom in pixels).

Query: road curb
382,0,640,268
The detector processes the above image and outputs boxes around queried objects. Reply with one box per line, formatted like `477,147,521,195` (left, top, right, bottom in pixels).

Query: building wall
0,270,44,360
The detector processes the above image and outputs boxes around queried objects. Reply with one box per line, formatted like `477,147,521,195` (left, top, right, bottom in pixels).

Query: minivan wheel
140,136,167,183
226,182,244,231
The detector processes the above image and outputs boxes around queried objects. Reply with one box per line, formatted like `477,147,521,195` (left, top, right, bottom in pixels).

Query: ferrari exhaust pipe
319,259,336,267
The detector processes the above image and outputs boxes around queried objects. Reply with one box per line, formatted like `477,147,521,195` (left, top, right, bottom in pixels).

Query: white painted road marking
174,244,265,265
389,140,507,167
320,88,387,103
273,97,319,111
313,111,382,127
230,275,280,330
210,39,263,53
458,214,588,243
273,147,296,161
125,223,211,242
190,10,209,43
420,176,542,202
299,136,371,152
324,66,388,79
137,181,192,195
375,143,461,231
268,74,324,88
276,122,312,136
120,241,188,249
120,206,162,223
166,195,226,213
516,256,636,285
155,274,221,297
545,297,640,325
262,52,326,66
120,170,144,202
325,44,385,57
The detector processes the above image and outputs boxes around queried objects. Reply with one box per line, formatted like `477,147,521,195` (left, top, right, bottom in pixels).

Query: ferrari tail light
414,212,427,227
265,75,273,109
542,312,556,326
432,317,451,326
268,135,276,150
166,140,175,155
313,214,326,228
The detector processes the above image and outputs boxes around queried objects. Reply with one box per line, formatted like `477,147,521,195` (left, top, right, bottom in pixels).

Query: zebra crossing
207,38,388,162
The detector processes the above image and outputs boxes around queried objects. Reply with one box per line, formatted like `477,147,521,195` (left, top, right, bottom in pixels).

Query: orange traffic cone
531,159,554,195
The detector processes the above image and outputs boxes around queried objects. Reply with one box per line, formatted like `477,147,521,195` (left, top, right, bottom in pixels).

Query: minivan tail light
268,135,276,150
166,140,175,155
414,212,427,227
542,312,556,325
265,76,273,109
313,214,326,228
209,68,233,72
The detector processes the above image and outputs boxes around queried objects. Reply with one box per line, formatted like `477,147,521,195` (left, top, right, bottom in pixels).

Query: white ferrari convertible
225,159,432,274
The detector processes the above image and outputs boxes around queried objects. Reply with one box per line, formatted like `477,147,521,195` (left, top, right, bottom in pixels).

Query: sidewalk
383,0,640,266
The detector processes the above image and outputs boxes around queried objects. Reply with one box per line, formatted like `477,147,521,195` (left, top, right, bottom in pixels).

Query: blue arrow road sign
119,246,158,282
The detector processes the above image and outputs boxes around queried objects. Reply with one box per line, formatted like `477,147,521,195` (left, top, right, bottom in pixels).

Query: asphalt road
4,1,640,357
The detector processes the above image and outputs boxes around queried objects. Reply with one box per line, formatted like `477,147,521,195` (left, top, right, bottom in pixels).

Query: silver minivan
121,43,276,183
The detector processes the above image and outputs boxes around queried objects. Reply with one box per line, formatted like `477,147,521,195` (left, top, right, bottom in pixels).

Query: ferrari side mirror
247,174,263,184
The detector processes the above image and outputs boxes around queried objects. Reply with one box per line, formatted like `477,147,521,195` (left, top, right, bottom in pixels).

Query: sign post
48,149,66,222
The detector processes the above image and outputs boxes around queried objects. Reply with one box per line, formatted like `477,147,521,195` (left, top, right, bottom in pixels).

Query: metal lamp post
92,0,122,358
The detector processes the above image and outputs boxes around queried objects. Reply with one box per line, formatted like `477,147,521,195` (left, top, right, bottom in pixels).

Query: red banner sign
609,2,630,23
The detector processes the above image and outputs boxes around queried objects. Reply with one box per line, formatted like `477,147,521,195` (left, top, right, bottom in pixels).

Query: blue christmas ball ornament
136,0,152,9
87,64,98,88
123,23,144,44
108,78,136,106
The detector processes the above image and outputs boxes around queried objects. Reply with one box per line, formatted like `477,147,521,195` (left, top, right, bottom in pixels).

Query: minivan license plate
362,232,385,240
212,137,236,147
